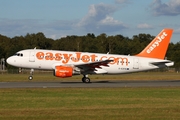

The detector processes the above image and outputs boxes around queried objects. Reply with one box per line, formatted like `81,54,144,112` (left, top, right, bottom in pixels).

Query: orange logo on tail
136,28,173,59
146,31,168,54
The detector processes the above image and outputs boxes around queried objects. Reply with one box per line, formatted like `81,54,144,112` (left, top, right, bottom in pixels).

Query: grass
0,71,180,82
0,88,180,120
0,72,180,119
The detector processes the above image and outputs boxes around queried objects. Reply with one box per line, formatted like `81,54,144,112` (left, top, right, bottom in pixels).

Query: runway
0,80,180,88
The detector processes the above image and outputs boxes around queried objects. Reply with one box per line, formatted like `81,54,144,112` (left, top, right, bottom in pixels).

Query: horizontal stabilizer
150,61,174,66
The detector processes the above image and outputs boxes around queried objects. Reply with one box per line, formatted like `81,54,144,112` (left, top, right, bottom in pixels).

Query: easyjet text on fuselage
36,52,129,66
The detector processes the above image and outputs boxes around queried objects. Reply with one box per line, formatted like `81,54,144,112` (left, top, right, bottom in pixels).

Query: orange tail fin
136,28,173,59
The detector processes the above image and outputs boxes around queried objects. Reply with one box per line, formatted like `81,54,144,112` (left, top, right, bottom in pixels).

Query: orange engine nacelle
54,66,73,78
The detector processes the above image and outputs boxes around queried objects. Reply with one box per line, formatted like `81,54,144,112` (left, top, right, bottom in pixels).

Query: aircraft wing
75,60,113,74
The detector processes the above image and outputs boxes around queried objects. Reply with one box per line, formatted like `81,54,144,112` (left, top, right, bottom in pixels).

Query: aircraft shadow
60,80,180,84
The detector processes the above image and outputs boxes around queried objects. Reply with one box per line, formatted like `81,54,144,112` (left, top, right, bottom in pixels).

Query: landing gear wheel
28,76,33,80
82,77,90,83
84,77,90,83
82,77,85,83
82,74,91,83
28,69,34,80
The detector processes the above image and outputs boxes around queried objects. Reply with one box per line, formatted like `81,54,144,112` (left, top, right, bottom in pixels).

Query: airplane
7,28,174,83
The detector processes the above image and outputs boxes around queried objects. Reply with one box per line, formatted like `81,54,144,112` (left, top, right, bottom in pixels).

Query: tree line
0,32,180,69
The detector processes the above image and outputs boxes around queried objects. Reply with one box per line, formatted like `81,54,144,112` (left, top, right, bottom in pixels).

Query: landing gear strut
28,69,34,80
82,75,91,83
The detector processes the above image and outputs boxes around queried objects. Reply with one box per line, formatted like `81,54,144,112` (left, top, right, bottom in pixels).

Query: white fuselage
7,49,174,74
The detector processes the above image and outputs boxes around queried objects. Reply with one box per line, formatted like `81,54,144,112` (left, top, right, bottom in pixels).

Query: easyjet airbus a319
7,29,174,83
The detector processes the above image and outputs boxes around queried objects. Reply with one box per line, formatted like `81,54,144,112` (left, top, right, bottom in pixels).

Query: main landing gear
28,69,34,80
27,69,91,83
82,75,91,83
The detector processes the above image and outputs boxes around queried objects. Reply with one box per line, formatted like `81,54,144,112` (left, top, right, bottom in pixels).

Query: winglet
136,28,173,59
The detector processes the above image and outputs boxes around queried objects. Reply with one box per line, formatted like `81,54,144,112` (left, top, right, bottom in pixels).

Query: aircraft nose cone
6,57,15,65
6,57,11,65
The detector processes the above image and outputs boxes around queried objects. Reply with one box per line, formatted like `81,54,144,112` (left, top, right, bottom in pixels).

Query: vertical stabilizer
136,28,173,59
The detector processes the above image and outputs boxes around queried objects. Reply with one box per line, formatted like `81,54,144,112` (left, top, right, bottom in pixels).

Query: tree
0,31,179,69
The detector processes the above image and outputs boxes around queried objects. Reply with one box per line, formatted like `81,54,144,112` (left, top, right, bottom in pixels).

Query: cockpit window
14,53,23,57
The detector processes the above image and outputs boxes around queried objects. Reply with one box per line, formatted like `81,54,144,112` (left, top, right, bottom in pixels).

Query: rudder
136,28,173,59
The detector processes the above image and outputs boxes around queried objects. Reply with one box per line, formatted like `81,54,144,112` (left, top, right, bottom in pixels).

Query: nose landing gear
28,69,34,80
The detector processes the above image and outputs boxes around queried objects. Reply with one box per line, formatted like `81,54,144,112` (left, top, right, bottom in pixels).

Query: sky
0,0,180,43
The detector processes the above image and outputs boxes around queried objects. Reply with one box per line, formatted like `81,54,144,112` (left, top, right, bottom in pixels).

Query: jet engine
54,66,80,78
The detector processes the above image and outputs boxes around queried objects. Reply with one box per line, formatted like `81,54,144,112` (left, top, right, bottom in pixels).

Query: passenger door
29,50,35,62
